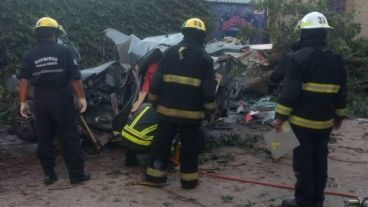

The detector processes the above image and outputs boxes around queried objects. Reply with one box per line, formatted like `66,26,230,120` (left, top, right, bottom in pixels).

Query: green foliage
0,64,17,124
0,0,211,69
248,0,360,52
221,195,234,204
0,0,212,123
348,94,368,117
247,0,368,117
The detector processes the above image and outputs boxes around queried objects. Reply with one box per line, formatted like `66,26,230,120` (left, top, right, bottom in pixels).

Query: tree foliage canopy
0,0,211,69
246,0,368,116
0,0,211,121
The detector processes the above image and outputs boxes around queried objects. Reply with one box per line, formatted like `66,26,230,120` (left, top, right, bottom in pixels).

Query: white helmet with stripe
298,12,333,30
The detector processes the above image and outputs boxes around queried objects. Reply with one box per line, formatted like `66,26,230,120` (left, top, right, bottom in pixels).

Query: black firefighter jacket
148,42,217,124
275,46,347,132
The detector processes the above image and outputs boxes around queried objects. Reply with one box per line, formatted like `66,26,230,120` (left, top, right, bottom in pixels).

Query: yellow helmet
182,18,206,32
34,17,66,35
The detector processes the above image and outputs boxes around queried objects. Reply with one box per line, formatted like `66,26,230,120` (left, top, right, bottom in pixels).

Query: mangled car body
7,28,272,143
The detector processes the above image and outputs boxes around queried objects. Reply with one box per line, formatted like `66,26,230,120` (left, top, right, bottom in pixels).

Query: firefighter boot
43,168,58,185
125,150,139,167
145,159,168,186
315,202,323,207
282,199,299,207
44,172,58,185
70,172,91,184
181,179,198,190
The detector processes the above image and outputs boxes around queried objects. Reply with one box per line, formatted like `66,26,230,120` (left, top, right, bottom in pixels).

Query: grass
221,195,234,204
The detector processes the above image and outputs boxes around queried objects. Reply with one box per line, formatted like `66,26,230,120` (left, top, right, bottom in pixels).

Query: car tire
10,102,37,142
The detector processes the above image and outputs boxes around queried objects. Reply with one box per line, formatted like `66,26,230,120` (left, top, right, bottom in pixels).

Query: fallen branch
135,181,207,207
48,186,74,191
160,188,208,207
337,146,365,152
328,156,368,164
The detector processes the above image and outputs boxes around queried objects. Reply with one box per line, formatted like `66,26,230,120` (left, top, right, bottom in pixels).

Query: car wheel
10,103,37,142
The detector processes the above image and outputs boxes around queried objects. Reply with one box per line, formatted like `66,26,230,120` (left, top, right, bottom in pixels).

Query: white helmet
298,11,333,30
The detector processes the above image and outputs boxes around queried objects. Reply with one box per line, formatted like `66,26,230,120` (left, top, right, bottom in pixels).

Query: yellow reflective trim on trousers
276,104,293,116
147,167,167,178
141,124,158,135
131,106,150,127
122,131,152,146
181,172,198,181
157,105,204,119
289,115,334,129
302,82,340,94
335,108,347,117
163,74,201,87
203,102,217,110
148,93,159,101
123,125,153,141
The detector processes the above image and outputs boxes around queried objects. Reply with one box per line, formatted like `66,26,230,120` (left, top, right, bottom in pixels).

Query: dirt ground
1,119,368,207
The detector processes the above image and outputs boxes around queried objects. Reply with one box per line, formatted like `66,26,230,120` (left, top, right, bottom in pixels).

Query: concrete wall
346,0,368,37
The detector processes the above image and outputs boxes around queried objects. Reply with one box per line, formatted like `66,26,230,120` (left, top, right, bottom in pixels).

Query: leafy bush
0,0,211,69
247,0,368,117
0,0,212,123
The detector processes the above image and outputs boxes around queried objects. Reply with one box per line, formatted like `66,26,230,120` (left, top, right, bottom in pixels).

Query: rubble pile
206,37,275,126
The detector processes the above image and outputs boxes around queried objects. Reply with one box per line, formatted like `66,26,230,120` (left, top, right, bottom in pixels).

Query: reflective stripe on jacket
121,104,157,152
149,43,217,124
275,46,347,131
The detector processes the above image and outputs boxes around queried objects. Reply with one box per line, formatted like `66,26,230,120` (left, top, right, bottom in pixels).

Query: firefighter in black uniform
116,103,158,166
269,45,303,91
269,24,307,91
18,17,90,185
273,12,347,207
145,18,217,189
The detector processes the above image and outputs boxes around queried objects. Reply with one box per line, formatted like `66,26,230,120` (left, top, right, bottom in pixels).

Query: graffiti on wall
209,3,265,43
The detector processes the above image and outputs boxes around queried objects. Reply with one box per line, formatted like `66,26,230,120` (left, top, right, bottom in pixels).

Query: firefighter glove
272,118,284,132
79,98,87,113
19,102,31,118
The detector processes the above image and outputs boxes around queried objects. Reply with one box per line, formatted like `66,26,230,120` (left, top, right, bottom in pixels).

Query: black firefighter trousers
34,88,85,180
146,121,200,189
291,125,331,207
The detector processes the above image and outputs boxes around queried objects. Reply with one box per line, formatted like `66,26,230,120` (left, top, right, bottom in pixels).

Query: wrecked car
7,27,272,144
